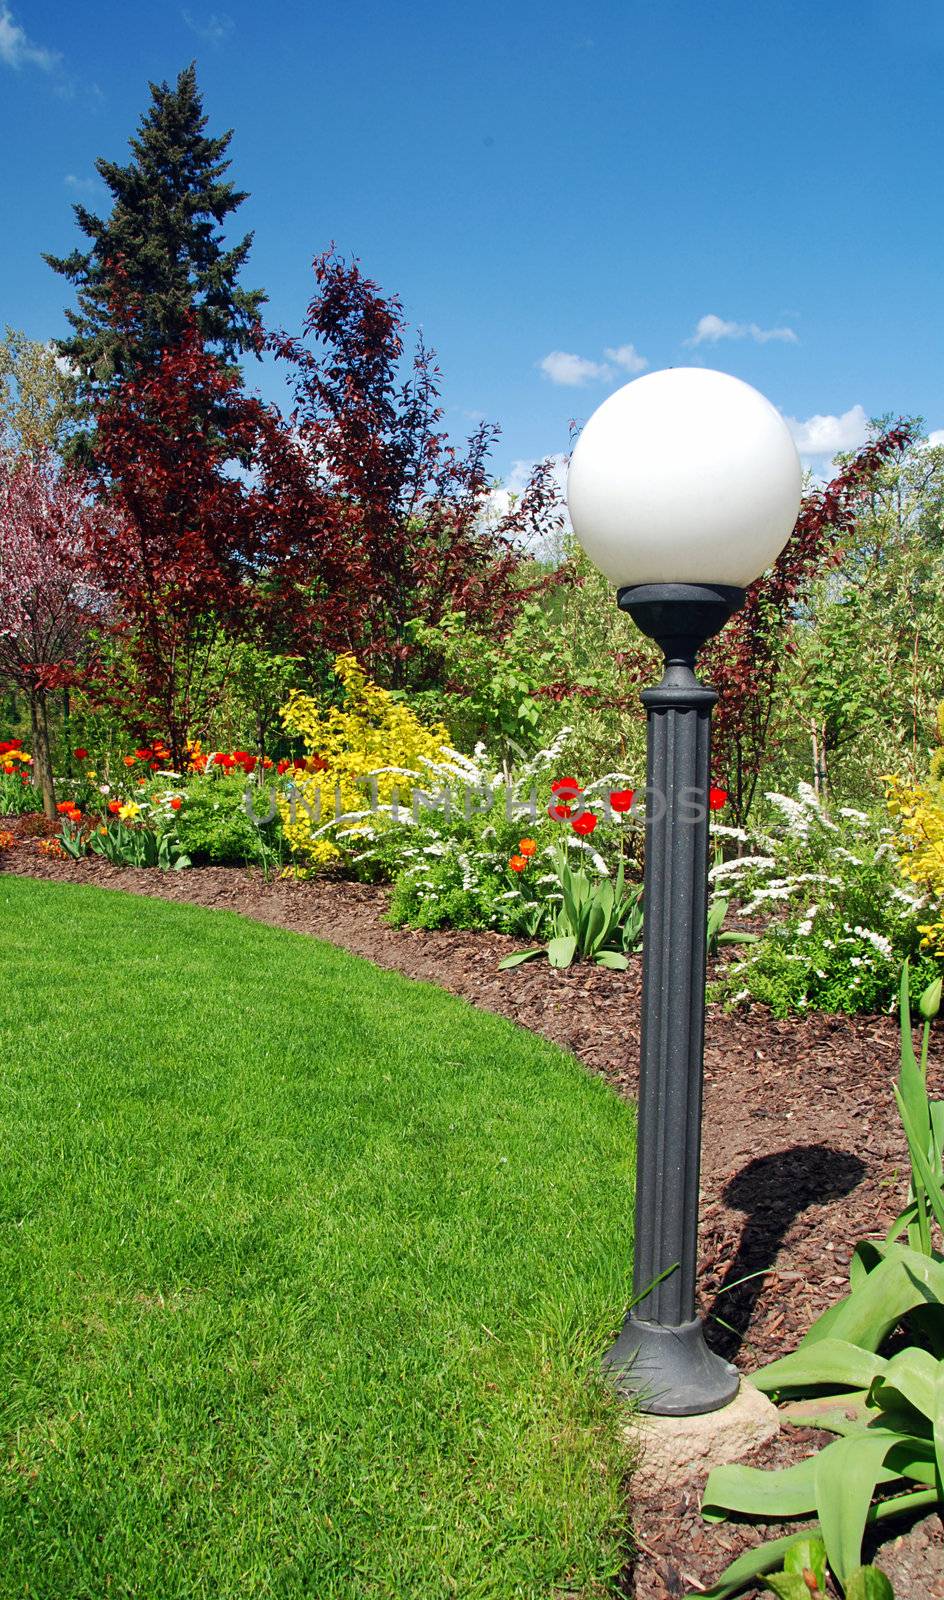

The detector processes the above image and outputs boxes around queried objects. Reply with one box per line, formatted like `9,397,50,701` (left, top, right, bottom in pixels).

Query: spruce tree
45,63,264,448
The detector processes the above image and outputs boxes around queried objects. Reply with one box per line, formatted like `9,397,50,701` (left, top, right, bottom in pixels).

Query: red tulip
709,787,728,811
609,789,635,813
74,747,88,761
572,813,598,836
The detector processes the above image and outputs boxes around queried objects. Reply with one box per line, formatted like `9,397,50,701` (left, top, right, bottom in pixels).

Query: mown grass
0,878,636,1599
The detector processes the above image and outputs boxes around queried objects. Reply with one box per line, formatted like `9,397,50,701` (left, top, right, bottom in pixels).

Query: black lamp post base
603,1315,740,1416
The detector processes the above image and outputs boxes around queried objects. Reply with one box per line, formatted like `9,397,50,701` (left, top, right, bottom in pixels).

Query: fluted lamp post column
567,368,802,1415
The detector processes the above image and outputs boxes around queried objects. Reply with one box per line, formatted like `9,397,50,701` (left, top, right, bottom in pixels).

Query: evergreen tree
45,63,264,448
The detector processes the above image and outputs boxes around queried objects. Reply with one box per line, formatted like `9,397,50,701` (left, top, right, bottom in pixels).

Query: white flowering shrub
343,730,641,934
712,783,938,1015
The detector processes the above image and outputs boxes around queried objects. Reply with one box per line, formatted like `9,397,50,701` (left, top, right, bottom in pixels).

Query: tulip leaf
546,935,577,968
755,1338,888,1397
814,1431,902,1584
497,948,543,969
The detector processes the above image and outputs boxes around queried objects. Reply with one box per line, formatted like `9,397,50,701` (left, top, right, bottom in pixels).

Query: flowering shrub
885,711,944,961
279,654,452,868
372,733,642,933
0,829,15,851
712,783,937,1016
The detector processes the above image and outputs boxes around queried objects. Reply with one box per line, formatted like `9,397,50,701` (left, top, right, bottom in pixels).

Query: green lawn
0,878,636,1599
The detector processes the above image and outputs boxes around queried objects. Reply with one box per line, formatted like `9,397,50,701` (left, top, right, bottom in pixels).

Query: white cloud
0,4,59,69
927,429,944,448
65,173,96,193
785,403,869,458
686,313,798,347
538,350,613,387
181,9,234,44
603,342,648,374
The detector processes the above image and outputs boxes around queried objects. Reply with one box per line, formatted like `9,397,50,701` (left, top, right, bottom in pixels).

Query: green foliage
772,427,944,808
700,969,942,1598
0,771,42,814
0,326,76,460
0,877,634,1595
85,819,190,870
763,1534,827,1598
170,772,280,866
499,844,643,970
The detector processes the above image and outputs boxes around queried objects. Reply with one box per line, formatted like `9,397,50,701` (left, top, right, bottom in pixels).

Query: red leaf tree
0,455,106,815
269,249,564,690
90,315,306,770
703,422,914,823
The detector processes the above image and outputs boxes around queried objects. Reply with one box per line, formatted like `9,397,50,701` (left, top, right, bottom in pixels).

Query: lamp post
567,368,802,1416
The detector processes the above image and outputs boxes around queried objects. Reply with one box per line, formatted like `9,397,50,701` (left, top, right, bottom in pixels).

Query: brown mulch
3,828,943,1599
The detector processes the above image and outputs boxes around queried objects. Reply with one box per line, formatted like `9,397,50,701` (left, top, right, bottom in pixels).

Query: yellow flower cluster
886,753,944,960
279,654,451,868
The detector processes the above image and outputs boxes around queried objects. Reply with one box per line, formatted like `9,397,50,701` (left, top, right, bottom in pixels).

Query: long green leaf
755,1339,887,1397
497,948,543,969
702,1454,820,1521
814,1431,905,1584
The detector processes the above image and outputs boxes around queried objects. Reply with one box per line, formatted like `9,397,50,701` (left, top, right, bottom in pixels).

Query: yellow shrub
886,753,944,961
279,654,451,868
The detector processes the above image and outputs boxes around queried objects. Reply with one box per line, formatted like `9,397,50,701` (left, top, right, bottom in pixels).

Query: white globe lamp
567,367,802,591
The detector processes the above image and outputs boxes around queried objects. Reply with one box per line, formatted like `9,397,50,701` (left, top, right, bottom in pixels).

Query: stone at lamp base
629,1378,780,1495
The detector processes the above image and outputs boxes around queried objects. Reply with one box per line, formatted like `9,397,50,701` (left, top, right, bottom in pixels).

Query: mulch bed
3,824,943,1598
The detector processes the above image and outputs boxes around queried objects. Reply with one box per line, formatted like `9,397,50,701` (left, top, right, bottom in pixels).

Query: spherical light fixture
567,367,802,590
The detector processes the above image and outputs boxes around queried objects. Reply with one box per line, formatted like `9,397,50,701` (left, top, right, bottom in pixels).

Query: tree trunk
29,690,56,818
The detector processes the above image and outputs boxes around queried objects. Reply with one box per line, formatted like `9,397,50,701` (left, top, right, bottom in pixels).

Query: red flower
517,838,537,857
107,800,121,815
609,789,635,813
709,787,728,811
551,777,581,796
509,854,527,872
123,754,137,768
571,813,598,836
55,801,73,814
134,748,153,762
2,763,11,774
277,759,289,775
73,747,88,761
170,797,182,810
548,802,573,821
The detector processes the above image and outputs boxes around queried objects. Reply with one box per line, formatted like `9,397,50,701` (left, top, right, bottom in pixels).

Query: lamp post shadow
702,1144,867,1363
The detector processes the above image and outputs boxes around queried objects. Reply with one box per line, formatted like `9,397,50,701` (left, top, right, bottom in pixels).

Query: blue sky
2,0,942,487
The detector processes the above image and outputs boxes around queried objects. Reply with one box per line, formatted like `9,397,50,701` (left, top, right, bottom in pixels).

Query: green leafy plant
698,967,942,1599
499,845,643,970
0,772,43,815
85,819,190,871
758,1536,893,1599
707,894,761,956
